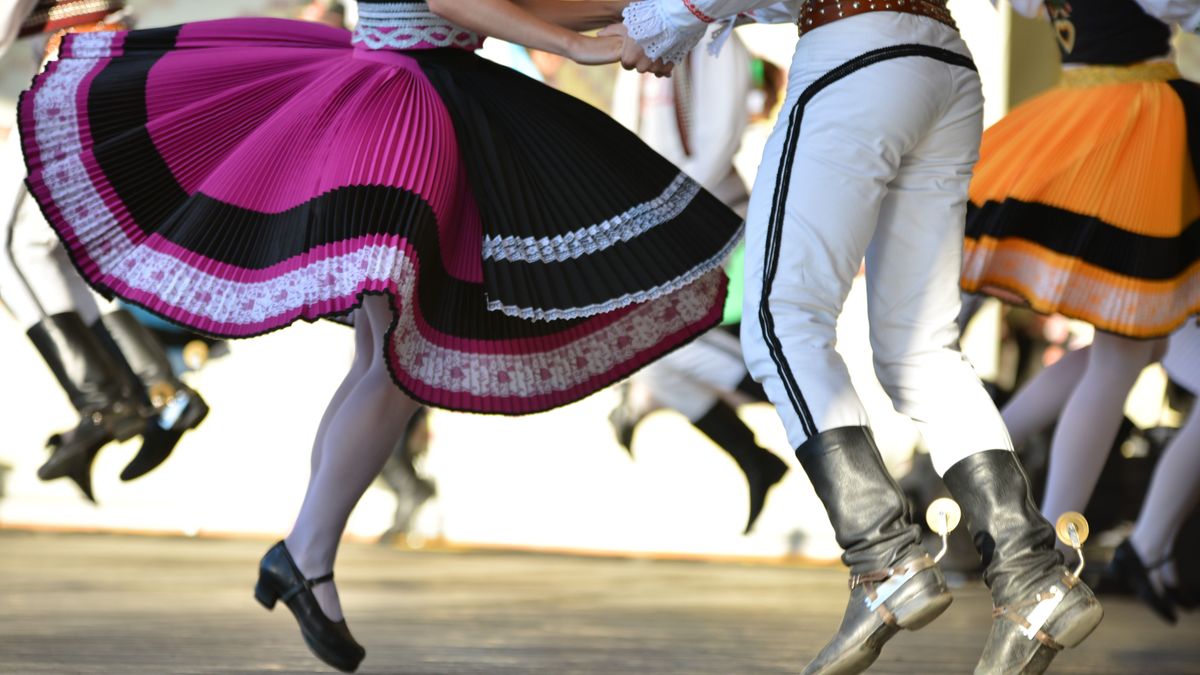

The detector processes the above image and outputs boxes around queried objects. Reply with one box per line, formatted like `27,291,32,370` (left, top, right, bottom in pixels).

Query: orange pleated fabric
962,65,1200,338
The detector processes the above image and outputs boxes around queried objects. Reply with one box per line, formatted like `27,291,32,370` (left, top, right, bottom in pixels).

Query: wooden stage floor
1,532,1196,674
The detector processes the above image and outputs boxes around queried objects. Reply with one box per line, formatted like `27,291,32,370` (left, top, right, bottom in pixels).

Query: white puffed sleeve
1134,0,1200,32
624,0,798,64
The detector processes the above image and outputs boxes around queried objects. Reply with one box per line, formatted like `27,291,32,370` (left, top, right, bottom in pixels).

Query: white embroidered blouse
623,0,799,64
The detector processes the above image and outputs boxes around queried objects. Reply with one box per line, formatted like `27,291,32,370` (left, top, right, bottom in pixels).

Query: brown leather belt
798,0,957,37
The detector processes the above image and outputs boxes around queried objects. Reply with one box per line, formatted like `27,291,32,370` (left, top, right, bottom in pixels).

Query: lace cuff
623,1,708,64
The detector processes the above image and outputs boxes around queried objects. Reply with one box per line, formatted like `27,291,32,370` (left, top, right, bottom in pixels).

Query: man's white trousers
740,13,1013,474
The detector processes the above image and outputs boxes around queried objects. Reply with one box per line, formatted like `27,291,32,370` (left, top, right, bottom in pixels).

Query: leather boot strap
850,555,936,627
992,574,1078,651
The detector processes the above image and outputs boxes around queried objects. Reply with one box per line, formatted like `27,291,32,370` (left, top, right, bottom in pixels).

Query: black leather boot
943,450,1103,675
256,541,366,673
27,312,145,501
797,427,952,675
97,309,209,481
1098,540,1176,624
692,400,787,534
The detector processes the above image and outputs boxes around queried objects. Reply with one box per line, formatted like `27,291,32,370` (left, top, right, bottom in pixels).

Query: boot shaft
88,316,147,407
796,426,922,573
694,400,770,468
99,309,182,405
942,450,1063,602
26,312,128,414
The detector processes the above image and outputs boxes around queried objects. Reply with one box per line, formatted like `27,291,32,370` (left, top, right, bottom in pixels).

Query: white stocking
1129,396,1200,589
308,311,375,475
1039,333,1164,522
285,295,420,621
1000,346,1090,448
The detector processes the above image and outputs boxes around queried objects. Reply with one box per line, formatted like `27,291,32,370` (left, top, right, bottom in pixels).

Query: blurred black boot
379,408,436,543
1098,540,1177,624
607,382,641,456
797,427,951,674
27,312,145,501
692,400,787,534
97,309,209,481
943,450,1103,674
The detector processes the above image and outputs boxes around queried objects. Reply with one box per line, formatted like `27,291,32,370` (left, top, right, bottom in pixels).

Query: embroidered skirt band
351,1,483,51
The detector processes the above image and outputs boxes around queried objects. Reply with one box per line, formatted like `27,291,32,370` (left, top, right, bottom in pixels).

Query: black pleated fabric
413,49,742,320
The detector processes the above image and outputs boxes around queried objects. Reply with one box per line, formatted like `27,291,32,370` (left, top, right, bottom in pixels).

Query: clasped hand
571,23,673,76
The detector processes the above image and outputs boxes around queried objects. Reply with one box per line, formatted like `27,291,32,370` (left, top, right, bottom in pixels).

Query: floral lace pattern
393,268,726,399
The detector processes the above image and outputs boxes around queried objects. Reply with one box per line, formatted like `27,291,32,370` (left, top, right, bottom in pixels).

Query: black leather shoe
255,541,365,673
121,389,209,481
94,310,211,481
1167,585,1199,611
38,433,108,503
28,313,147,502
1100,541,1177,624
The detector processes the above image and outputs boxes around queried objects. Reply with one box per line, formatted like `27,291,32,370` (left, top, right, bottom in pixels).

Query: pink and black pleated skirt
19,18,742,414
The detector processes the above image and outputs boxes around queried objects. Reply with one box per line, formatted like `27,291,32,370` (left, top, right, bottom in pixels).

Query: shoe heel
893,570,953,631
896,588,952,630
1050,594,1104,649
254,578,279,610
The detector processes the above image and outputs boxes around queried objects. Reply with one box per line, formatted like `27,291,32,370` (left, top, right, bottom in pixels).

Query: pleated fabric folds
19,18,741,414
962,70,1200,338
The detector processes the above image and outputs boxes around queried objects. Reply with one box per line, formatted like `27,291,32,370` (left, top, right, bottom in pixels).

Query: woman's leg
284,295,420,620
1129,399,1200,590
308,309,376,475
1039,332,1165,521
1000,345,1090,448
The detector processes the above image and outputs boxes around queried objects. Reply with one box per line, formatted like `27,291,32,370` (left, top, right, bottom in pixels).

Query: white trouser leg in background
740,13,1012,473
0,127,101,329
635,328,747,421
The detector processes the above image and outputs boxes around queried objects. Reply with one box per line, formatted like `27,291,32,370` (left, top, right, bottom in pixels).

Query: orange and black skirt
962,61,1200,338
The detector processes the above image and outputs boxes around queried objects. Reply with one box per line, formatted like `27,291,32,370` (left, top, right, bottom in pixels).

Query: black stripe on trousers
758,44,977,440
